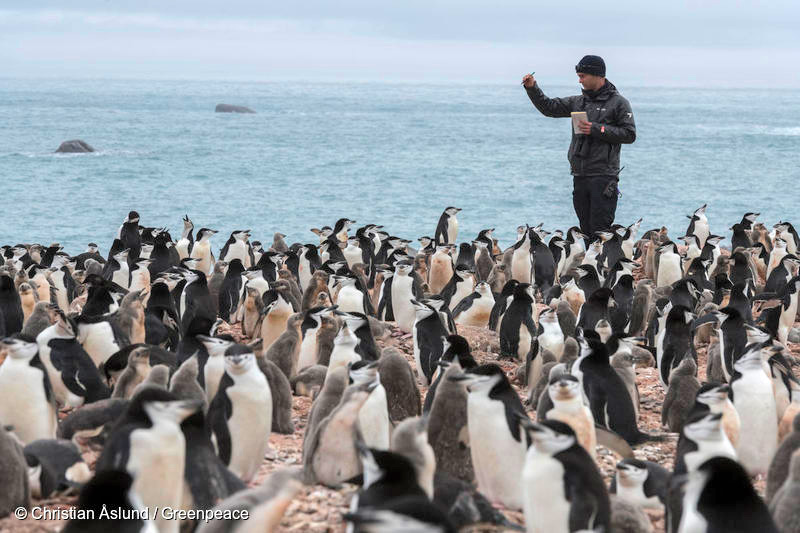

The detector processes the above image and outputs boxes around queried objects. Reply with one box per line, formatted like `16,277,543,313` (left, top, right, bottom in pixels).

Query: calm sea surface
1,79,798,255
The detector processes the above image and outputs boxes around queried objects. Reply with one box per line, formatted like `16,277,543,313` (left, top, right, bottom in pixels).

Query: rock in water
55,140,95,153
215,104,255,114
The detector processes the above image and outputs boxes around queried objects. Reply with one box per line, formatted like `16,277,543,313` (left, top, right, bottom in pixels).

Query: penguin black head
733,342,767,374
124,388,199,427
343,312,369,332
577,328,608,361
521,419,577,455
410,299,437,319
356,442,420,490
73,470,138,513
547,374,581,400
349,360,379,385
442,335,476,369
447,363,508,395
499,279,519,297
197,334,236,356
695,382,731,407
512,282,535,303
615,458,649,488
682,411,725,444
125,211,140,224
0,337,38,360
690,456,775,529
185,315,215,337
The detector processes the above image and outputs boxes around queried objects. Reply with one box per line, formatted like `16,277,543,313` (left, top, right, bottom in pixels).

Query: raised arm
524,79,577,118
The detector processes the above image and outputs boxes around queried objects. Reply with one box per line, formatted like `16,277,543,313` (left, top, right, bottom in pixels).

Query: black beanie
575,55,606,77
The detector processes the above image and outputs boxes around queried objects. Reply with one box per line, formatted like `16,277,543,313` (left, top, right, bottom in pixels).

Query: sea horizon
1,78,798,255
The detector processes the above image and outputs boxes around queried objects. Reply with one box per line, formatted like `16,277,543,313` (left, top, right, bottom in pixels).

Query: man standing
523,55,636,240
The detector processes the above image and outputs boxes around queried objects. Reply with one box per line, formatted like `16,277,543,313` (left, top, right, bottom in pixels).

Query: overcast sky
2,1,798,87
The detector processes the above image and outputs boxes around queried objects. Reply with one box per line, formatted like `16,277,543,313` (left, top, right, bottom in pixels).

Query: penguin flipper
594,426,634,459
207,385,233,465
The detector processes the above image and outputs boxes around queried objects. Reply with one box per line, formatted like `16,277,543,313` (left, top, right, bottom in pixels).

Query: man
522,55,636,240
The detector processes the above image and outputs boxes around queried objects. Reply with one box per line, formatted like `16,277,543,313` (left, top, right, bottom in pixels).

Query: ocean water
0,78,798,255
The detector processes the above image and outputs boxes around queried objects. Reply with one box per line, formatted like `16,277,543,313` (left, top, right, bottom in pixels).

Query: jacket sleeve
589,96,636,144
525,83,577,118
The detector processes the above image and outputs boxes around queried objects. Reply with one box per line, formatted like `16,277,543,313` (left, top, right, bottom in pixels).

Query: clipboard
571,111,588,135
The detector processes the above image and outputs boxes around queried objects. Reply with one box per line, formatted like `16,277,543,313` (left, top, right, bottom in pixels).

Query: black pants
572,175,618,240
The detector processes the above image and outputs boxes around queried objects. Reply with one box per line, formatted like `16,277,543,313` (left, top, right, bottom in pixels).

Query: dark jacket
526,80,636,177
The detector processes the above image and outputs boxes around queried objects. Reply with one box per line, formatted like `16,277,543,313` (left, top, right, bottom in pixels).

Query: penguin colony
0,206,799,532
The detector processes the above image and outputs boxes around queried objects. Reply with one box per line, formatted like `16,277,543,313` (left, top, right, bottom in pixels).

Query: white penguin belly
0,362,57,444
456,296,494,327
539,330,564,360
191,243,213,276
447,219,458,244
176,239,190,259
52,273,70,312
328,345,360,374
226,377,272,482
298,258,312,292
204,356,225,403
129,271,150,294
336,286,365,314
511,249,532,284
467,395,525,509
111,264,130,289
391,277,416,333
518,323,532,360
358,386,390,450
344,247,362,269
226,241,250,268
733,374,777,475
657,253,681,287
428,256,452,295
616,481,662,509
261,307,292,352
449,281,473,311
128,424,186,533
522,450,570,533
296,332,319,373
79,321,120,368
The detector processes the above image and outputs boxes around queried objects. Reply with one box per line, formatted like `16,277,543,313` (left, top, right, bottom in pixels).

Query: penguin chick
767,413,800,503
290,365,327,397
304,381,375,486
662,357,700,433
169,356,208,413
302,367,348,461
428,361,473,484
0,424,30,518
111,346,152,399
256,354,295,435
609,495,654,533
770,448,800,532
378,347,421,423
